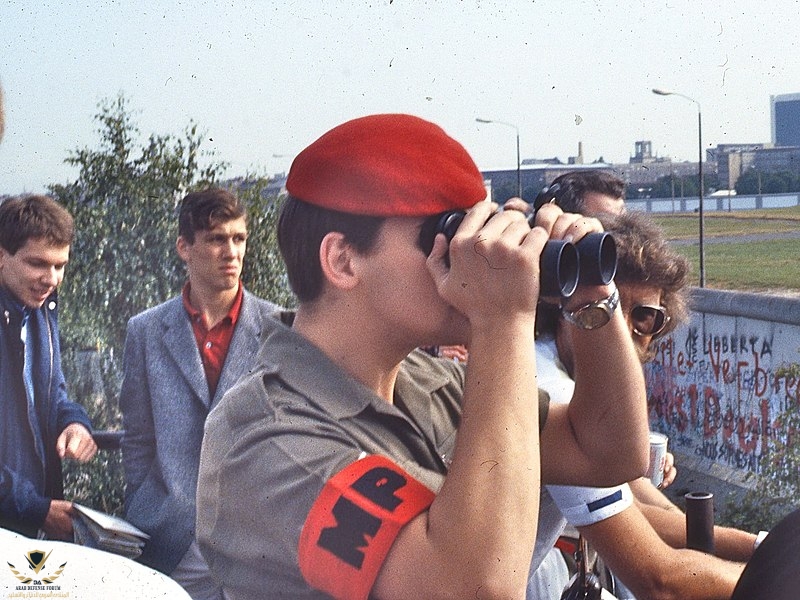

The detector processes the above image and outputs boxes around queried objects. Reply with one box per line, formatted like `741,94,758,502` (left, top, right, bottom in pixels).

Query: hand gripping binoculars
418,196,616,298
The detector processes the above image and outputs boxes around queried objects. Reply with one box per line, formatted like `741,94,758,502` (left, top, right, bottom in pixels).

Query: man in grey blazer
120,188,279,599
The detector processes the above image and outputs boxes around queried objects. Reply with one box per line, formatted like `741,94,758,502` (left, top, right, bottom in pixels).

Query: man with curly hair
528,207,759,600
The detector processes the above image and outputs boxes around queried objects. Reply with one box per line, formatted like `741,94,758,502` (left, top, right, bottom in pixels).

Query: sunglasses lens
632,306,668,336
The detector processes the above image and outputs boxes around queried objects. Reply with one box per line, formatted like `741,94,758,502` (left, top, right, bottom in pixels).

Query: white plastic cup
646,431,669,487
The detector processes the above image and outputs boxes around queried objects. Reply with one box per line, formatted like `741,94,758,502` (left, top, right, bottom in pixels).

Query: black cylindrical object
431,210,581,297
540,240,579,297
685,491,715,554
574,232,617,286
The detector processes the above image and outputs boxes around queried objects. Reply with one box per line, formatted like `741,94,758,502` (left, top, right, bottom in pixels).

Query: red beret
286,114,487,217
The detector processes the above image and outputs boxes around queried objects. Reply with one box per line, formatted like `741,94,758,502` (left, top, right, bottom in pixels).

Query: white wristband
754,530,769,550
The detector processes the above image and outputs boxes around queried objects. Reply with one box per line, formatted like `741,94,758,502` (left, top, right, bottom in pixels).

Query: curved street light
652,88,705,287
475,117,521,198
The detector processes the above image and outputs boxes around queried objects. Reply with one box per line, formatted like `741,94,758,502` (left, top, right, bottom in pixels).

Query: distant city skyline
771,93,800,147
2,1,800,194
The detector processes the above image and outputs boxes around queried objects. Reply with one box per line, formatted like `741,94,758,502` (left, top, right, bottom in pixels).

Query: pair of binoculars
419,206,616,297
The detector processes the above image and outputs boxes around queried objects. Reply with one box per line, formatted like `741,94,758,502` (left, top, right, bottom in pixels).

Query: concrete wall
626,192,800,213
645,288,800,487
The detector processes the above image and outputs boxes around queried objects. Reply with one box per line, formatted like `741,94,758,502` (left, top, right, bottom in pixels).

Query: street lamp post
475,118,521,198
652,88,705,287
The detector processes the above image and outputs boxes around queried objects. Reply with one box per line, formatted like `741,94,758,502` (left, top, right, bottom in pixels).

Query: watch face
562,286,619,330
575,306,611,329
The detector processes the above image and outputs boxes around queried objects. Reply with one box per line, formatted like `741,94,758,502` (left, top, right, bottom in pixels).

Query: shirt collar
0,285,31,326
181,280,244,327
258,314,454,421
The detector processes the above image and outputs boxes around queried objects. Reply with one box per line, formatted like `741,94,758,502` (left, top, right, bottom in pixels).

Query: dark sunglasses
630,304,670,337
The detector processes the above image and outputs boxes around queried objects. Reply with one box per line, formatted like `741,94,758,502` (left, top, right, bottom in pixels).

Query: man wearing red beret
196,114,650,599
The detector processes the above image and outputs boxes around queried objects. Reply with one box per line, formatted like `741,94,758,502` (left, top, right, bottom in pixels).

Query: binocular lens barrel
541,240,579,297
432,209,617,297
575,232,617,287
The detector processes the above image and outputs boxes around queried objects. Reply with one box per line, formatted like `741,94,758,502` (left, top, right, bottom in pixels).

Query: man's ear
319,232,359,291
176,236,190,262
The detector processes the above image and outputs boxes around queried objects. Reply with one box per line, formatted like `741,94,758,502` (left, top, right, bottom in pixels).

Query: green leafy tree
235,178,296,309
765,171,795,194
50,95,293,513
642,172,719,199
735,169,800,195
734,169,760,195
51,94,228,353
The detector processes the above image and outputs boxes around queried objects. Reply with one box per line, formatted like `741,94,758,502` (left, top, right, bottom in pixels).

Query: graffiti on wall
645,314,800,475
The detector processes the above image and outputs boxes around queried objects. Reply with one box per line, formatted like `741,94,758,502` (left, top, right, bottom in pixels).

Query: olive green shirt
196,316,547,599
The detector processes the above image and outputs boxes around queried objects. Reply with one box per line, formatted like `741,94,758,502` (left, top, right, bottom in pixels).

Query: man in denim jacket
0,194,96,540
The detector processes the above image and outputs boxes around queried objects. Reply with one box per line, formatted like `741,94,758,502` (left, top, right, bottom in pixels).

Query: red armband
298,454,435,600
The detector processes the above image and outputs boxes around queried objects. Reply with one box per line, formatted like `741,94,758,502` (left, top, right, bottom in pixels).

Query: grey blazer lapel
161,298,211,408
212,292,266,406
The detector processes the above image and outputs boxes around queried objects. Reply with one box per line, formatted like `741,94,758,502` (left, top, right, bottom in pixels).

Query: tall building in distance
771,93,800,147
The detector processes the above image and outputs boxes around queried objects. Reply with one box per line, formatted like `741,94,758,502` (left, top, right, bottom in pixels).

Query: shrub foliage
52,96,294,513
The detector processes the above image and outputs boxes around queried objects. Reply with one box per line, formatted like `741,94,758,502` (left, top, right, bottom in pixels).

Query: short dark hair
277,195,385,304
540,170,626,213
0,194,74,254
178,188,247,243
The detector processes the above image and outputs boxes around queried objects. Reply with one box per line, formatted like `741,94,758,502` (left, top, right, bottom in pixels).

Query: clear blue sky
2,0,799,194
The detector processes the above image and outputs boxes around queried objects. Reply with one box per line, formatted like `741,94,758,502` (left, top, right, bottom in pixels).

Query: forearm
582,509,744,600
643,513,757,563
713,525,757,562
632,477,687,548
563,288,649,483
631,478,757,561
377,318,540,598
630,548,744,600
434,319,539,593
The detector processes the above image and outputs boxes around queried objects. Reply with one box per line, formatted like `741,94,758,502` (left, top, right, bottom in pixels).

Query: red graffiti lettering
722,407,734,443
672,387,688,432
653,337,673,368
722,357,733,383
703,387,721,438
753,352,768,397
760,398,772,442
736,415,760,454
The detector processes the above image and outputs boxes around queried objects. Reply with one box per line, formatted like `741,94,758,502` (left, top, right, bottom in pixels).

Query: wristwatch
561,285,620,330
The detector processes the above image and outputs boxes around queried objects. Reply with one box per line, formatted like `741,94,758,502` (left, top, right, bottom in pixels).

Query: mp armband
561,284,619,330
298,454,435,600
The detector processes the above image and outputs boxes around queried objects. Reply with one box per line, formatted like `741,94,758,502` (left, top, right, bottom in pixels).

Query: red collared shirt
182,281,243,399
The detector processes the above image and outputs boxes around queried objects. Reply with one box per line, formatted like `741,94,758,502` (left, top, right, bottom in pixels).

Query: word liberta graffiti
646,319,800,475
